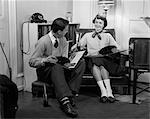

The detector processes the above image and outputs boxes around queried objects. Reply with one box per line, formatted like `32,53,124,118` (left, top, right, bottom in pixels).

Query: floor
15,87,150,119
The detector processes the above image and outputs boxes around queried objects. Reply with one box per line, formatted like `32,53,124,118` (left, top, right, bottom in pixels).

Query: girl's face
94,18,104,33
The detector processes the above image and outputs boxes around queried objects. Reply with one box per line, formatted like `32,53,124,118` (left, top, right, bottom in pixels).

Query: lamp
141,17,150,28
98,0,114,17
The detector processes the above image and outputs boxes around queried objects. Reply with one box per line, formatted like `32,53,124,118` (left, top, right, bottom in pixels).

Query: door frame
0,0,4,19
8,0,17,82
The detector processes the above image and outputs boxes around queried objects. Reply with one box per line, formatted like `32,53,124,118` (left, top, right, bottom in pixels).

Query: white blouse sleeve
108,33,121,50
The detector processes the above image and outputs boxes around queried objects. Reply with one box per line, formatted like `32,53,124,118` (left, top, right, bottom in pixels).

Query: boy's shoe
60,102,78,118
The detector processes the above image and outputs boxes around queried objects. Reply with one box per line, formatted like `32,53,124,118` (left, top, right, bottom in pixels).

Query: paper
68,50,85,68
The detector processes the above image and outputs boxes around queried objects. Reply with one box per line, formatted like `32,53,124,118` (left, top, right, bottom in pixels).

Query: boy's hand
43,55,58,64
64,63,76,68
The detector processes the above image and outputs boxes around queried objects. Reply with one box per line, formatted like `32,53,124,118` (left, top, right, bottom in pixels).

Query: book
68,50,85,68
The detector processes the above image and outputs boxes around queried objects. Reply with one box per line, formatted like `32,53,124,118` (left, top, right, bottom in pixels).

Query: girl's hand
111,48,119,53
71,44,78,52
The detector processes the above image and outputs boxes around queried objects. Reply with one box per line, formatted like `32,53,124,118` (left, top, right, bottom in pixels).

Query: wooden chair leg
43,83,49,107
127,68,132,95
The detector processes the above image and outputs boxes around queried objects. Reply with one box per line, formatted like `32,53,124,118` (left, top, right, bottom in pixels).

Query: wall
73,0,150,83
72,0,115,28
16,0,73,74
115,0,150,50
115,0,150,83
13,0,150,87
0,0,10,76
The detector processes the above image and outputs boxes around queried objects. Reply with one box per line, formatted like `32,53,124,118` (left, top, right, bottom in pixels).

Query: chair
31,41,70,107
32,80,55,107
129,37,150,103
0,75,18,118
77,28,130,95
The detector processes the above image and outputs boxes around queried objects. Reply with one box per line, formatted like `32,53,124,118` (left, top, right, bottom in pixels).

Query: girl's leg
92,65,107,97
100,66,114,98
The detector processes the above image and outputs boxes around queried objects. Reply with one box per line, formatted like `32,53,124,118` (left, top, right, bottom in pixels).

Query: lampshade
98,0,114,17
98,0,114,11
98,0,114,6
142,17,150,28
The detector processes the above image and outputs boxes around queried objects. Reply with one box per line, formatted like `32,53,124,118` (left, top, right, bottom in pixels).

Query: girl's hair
51,18,69,33
92,15,107,28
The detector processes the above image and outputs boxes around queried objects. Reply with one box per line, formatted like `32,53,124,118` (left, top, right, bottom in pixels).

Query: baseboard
17,73,24,78
16,73,24,91
17,85,24,91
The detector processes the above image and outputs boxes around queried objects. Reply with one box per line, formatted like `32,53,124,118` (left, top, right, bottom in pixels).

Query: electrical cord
0,42,12,80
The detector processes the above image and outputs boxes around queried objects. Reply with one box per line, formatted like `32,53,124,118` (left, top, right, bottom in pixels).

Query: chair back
129,37,150,70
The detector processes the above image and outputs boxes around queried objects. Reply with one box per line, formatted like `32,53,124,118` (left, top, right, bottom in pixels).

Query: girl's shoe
107,96,116,103
99,96,108,103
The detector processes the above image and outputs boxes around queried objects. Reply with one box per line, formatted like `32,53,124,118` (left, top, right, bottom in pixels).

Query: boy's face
94,18,104,33
57,25,69,38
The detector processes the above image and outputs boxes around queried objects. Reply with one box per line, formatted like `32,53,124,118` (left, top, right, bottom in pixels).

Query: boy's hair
51,18,69,33
92,15,107,28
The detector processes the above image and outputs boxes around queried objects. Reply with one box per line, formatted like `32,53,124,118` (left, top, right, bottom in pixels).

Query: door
0,0,10,76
